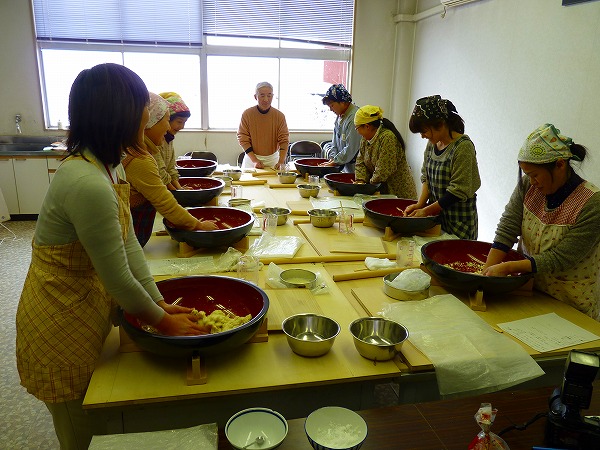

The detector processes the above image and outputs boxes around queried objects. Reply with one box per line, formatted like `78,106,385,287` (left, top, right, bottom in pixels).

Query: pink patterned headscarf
146,92,169,129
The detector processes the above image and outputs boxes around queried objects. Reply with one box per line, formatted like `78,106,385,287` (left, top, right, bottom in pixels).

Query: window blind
32,0,354,47
203,0,354,47
32,0,203,46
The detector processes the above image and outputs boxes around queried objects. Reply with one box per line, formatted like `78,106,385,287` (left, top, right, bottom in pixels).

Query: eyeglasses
354,124,364,131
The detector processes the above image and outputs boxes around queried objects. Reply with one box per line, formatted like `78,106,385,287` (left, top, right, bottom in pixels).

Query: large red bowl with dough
421,239,534,293
294,158,342,177
172,177,225,207
363,198,439,234
119,276,269,357
164,206,254,248
175,158,217,177
323,172,381,196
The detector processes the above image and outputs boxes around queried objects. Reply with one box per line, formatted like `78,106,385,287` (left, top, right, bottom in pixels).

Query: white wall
401,0,600,241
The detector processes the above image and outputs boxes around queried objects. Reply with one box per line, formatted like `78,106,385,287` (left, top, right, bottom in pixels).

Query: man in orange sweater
237,82,289,170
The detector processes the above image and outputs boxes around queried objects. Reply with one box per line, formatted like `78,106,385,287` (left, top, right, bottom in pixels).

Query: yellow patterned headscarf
354,105,383,126
518,124,578,164
159,91,190,117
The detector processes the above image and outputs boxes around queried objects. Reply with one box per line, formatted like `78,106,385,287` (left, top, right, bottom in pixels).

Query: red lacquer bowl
172,177,225,207
119,276,269,357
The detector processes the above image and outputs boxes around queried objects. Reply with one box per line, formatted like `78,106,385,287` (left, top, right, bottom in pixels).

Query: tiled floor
1,219,398,449
1,220,59,449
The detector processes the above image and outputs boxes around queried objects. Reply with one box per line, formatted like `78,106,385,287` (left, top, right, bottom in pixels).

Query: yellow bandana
354,105,383,126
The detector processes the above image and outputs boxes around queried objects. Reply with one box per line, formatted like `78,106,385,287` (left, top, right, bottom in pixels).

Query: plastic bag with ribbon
468,403,510,449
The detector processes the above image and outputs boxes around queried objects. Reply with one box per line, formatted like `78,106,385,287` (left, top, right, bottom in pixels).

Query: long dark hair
408,100,465,139
66,63,149,167
366,117,405,149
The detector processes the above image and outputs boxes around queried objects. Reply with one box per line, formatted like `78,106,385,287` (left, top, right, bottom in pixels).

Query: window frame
33,0,354,131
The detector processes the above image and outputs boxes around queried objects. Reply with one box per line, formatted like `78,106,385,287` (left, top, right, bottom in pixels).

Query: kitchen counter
0,149,65,157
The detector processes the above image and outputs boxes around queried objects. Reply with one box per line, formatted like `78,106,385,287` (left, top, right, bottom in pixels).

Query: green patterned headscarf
518,124,578,164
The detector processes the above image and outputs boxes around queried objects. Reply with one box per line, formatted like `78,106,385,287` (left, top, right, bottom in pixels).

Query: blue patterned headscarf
322,84,352,104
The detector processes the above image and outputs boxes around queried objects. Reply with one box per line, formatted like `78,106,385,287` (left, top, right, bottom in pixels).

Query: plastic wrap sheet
245,234,303,259
147,248,242,276
265,262,330,295
89,422,218,450
381,294,545,398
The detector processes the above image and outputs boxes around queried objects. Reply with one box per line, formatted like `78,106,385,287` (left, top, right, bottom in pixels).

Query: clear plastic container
396,240,415,267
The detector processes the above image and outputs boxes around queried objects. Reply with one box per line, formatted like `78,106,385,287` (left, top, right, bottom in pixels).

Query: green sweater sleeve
494,177,600,273
35,158,165,325
446,137,481,201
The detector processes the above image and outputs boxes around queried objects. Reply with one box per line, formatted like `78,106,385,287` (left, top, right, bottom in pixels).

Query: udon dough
192,309,252,333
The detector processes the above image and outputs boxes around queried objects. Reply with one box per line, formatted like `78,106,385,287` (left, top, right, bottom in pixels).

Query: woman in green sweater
484,124,600,319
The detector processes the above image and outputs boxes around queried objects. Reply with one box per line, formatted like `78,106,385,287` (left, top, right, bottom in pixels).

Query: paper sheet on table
381,294,544,398
497,313,600,353
89,423,217,450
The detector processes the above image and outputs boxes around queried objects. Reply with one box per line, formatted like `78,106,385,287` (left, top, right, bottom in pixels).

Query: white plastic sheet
388,269,431,291
89,423,218,450
146,248,243,276
381,294,545,398
245,234,303,259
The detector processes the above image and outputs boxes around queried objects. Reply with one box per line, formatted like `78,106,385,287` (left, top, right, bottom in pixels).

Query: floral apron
520,181,600,319
16,157,131,403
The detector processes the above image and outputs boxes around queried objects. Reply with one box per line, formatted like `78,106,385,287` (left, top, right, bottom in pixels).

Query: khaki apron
520,181,600,319
16,158,131,403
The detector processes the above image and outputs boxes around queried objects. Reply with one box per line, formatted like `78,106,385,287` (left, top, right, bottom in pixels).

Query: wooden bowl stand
329,188,380,197
119,318,269,385
420,263,534,311
362,215,442,241
177,236,249,258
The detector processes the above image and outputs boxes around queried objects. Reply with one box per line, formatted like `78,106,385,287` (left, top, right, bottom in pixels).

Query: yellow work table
83,172,600,435
83,264,404,434
324,263,600,403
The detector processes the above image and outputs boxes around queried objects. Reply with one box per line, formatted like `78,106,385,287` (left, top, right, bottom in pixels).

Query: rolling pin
293,217,364,225
232,179,267,186
332,265,421,281
260,253,397,265
251,170,278,177
269,183,300,189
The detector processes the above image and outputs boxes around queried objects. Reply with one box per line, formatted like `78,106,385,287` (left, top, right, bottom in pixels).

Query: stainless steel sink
0,143,47,152
0,135,63,152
